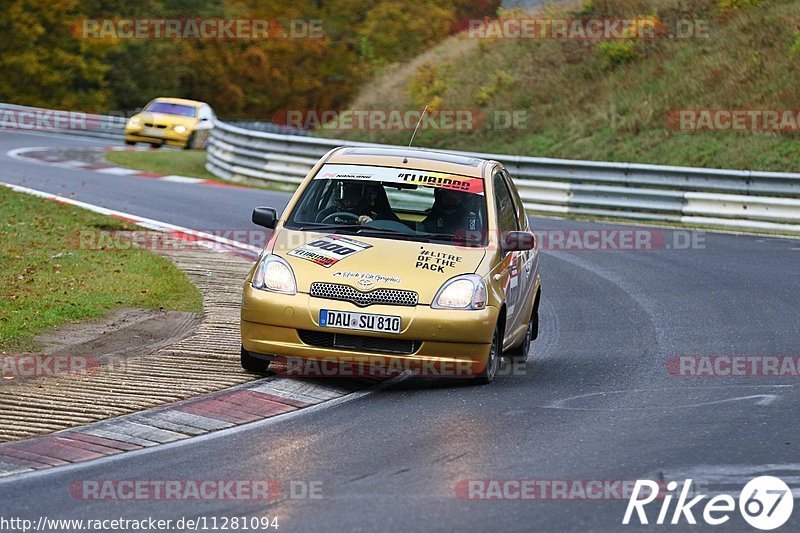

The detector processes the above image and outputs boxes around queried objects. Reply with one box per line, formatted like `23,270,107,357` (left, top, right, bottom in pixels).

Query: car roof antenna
403,105,428,164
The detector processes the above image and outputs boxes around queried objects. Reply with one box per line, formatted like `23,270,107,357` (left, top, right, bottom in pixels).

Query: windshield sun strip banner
316,164,485,195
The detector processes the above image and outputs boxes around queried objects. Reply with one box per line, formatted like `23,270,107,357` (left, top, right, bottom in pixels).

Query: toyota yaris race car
241,146,541,383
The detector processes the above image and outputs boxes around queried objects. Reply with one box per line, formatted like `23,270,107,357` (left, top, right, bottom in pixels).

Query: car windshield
286,164,488,245
145,102,196,117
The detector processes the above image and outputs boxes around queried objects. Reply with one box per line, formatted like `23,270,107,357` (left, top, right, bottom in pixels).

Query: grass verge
104,149,278,190
328,0,800,172
0,186,203,352
105,149,219,181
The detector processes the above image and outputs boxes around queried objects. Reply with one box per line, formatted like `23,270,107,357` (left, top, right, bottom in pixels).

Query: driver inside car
316,181,381,225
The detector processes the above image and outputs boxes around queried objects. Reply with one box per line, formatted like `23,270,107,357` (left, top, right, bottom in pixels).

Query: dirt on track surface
32,307,202,370
0,247,259,443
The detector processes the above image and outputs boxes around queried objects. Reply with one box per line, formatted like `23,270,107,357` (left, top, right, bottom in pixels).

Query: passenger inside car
419,188,483,236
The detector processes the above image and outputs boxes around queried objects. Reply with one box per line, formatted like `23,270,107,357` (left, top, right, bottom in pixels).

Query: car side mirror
252,207,277,229
501,231,535,252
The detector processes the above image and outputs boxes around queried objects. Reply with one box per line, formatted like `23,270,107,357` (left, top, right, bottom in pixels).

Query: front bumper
125,127,189,147
241,285,499,377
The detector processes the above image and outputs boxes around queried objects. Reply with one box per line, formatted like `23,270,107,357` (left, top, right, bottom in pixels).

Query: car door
501,168,537,328
492,169,525,347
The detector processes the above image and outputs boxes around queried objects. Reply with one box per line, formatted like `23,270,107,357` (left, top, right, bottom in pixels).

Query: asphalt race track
2,131,799,531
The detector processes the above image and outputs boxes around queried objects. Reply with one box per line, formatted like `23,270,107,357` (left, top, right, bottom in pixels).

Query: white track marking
6,146,213,185
7,146,63,163
160,175,205,183
95,167,141,175
0,130,112,144
646,464,800,498
545,385,792,411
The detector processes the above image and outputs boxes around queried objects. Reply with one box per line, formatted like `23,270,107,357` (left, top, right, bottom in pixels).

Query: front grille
143,123,168,129
298,330,420,355
310,282,418,307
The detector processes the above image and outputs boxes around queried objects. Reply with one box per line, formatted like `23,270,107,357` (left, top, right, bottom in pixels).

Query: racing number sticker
287,235,372,268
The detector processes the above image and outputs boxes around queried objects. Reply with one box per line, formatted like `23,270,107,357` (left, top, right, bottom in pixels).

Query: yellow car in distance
241,147,542,384
124,97,215,149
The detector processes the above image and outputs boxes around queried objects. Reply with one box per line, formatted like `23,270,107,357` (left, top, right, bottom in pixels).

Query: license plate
143,127,163,137
319,310,401,334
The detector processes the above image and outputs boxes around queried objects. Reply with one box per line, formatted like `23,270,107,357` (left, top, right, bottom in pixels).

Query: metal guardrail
0,103,126,141
226,120,310,136
206,119,800,235
2,101,796,235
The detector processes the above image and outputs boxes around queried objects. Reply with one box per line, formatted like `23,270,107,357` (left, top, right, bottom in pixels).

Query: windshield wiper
415,231,473,243
358,227,483,245
292,224,481,245
293,224,411,238
353,227,421,241
294,223,360,232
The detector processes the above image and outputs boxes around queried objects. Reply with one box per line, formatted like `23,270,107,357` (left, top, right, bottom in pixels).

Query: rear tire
241,346,270,373
150,143,161,149
474,325,501,385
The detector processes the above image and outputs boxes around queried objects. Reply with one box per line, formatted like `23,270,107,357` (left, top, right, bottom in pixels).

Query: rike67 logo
623,476,794,530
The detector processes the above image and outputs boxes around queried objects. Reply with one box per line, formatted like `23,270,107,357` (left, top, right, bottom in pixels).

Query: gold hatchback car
124,97,215,149
241,147,542,384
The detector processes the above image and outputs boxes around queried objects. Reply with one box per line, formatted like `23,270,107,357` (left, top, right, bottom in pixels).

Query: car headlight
174,125,187,134
128,117,140,127
252,255,296,294
432,274,486,310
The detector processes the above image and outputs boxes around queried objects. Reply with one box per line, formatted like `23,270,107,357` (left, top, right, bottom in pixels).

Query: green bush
473,69,515,106
596,40,640,69
718,0,764,9
408,63,451,109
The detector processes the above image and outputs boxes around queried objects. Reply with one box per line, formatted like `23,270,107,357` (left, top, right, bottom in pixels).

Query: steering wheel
319,211,360,225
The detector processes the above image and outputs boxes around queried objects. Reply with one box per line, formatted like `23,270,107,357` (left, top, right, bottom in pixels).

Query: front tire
184,133,196,150
241,346,270,373
474,326,501,385
506,317,533,362
125,140,136,146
